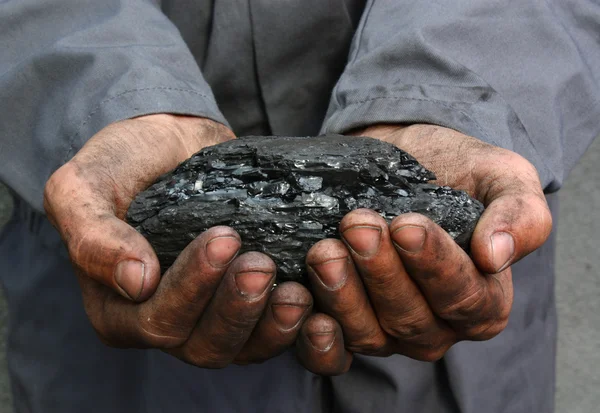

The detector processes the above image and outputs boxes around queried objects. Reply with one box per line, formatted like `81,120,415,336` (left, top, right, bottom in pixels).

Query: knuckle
348,332,387,355
341,360,353,375
510,152,536,172
181,348,231,369
381,309,433,340
43,163,78,211
436,286,487,321
541,205,553,235
175,279,207,306
362,268,408,293
492,150,537,181
402,338,454,362
475,152,539,203
522,192,548,213
200,307,260,351
136,312,187,348
43,166,66,204
43,177,57,212
476,171,506,202
415,347,449,362
464,317,509,341
66,234,89,266
510,194,553,248
386,323,428,340
66,229,112,272
216,305,261,333
532,198,553,239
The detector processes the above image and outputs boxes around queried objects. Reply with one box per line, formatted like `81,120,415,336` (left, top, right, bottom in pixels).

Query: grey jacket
0,1,598,412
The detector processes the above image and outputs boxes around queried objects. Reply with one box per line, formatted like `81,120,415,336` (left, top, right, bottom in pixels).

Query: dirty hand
44,114,312,367
296,124,552,375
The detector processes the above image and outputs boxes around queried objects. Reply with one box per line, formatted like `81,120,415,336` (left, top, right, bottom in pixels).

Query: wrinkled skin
296,124,552,375
44,115,314,367
44,116,551,375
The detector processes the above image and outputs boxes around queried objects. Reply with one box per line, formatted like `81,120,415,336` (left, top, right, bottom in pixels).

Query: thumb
44,114,235,301
469,152,553,274
352,123,553,274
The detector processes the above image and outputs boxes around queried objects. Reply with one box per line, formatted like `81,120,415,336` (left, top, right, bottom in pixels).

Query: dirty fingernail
310,257,348,290
234,271,273,299
206,236,240,267
491,232,515,272
272,304,309,330
307,331,336,351
115,259,145,301
393,225,426,253
342,226,381,257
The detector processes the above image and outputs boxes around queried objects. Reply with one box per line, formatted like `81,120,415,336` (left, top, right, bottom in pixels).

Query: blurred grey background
0,137,598,412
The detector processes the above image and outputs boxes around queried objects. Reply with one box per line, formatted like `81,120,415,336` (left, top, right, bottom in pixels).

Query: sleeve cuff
62,86,229,165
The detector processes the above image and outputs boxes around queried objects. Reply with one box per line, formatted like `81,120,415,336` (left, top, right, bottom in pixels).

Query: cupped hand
296,124,552,375
44,114,312,367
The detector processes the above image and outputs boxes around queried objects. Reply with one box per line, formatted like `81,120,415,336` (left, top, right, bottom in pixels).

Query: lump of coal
126,135,484,283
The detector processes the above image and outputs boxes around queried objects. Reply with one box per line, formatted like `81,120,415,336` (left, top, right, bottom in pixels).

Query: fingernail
342,226,381,257
206,236,241,267
271,304,309,331
491,232,515,272
115,259,145,301
307,331,336,351
392,225,426,253
234,271,273,299
310,257,348,290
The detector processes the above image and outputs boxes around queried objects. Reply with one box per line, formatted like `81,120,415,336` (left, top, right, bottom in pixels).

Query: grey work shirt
0,1,599,412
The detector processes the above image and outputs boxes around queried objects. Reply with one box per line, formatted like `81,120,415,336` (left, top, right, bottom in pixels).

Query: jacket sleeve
0,0,227,213
321,0,600,192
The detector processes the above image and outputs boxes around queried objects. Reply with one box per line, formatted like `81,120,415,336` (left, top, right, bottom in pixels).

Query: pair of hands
44,115,552,375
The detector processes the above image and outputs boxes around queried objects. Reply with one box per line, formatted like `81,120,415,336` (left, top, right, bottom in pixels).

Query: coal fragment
126,135,484,283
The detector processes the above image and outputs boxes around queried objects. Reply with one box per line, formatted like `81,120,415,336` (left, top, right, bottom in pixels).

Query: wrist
346,124,411,148
132,113,236,158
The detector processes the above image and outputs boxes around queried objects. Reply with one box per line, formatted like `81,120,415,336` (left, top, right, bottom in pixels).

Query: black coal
126,135,483,282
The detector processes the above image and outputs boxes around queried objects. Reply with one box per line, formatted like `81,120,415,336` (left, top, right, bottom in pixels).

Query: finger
391,213,512,340
235,282,312,364
296,314,352,376
470,152,553,273
306,239,390,355
82,226,241,348
171,252,276,368
339,209,453,345
354,125,553,274
43,116,234,301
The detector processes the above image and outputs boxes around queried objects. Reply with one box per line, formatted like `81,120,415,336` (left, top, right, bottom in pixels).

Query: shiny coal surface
127,135,484,282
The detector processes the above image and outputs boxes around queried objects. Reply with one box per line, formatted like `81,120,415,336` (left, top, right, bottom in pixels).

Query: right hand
43,114,312,367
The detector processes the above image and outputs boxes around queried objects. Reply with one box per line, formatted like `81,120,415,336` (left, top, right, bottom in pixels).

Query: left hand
294,124,553,375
